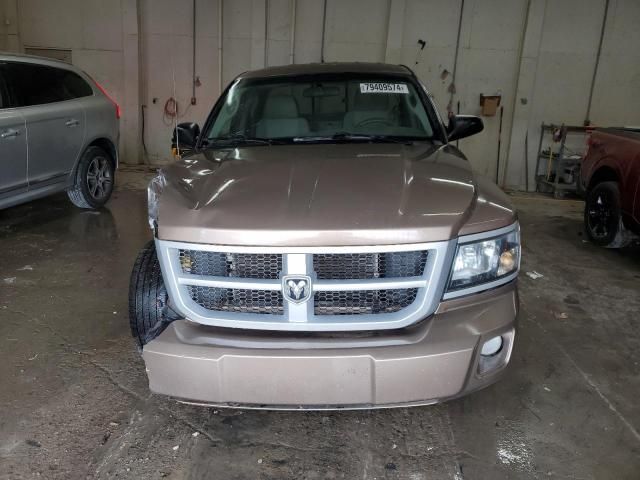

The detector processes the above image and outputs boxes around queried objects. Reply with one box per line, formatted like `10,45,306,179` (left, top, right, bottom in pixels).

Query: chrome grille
179,250,282,279
313,252,428,279
187,286,284,315
314,289,418,315
157,239,451,332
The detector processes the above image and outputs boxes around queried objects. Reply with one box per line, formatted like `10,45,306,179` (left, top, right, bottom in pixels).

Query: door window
0,78,8,109
3,62,93,107
0,65,11,109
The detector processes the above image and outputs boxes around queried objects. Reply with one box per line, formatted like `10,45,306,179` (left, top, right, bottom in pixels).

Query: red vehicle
581,128,640,247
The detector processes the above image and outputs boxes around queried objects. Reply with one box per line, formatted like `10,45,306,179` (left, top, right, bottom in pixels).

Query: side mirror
447,115,484,142
172,122,200,152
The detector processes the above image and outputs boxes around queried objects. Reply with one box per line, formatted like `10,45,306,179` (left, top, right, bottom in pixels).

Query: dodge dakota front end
129,62,520,409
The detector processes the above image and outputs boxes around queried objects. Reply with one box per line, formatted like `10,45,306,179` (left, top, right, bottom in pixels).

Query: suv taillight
94,80,121,119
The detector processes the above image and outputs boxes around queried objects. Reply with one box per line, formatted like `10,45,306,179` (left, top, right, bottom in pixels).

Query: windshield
204,74,435,145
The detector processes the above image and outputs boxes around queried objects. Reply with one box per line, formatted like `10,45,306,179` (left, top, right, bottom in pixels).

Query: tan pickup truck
129,63,520,409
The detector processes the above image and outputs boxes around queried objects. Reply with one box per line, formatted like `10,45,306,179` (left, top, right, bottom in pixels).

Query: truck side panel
582,130,640,225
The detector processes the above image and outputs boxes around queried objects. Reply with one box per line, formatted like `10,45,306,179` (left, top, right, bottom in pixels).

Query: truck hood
157,143,515,246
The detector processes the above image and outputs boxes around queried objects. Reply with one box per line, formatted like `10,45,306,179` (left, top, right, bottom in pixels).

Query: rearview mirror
303,85,341,97
172,122,200,153
447,115,483,142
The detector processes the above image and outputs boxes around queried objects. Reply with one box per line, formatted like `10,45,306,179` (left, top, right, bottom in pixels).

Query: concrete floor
1,169,639,480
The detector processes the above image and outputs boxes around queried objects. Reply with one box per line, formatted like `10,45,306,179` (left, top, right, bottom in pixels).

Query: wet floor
1,171,639,479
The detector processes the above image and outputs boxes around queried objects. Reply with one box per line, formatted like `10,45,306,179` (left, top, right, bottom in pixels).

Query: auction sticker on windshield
360,83,409,94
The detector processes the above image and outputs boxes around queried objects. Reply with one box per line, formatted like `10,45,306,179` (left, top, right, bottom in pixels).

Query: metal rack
535,123,590,198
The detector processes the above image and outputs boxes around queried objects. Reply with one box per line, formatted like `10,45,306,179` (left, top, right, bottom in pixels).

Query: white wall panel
323,0,389,62
506,0,608,189
455,0,527,182
17,0,83,49
400,0,461,114
80,0,123,51
222,0,254,84
589,0,640,127
292,0,324,63
266,0,293,66
0,0,20,50
139,0,221,164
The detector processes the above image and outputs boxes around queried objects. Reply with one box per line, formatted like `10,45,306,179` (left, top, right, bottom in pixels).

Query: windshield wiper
336,133,415,145
204,134,287,147
293,132,416,145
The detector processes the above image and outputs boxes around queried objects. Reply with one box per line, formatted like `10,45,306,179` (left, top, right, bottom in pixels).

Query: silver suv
0,53,119,210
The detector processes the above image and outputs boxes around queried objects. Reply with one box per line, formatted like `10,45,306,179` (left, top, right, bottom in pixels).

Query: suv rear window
4,62,93,107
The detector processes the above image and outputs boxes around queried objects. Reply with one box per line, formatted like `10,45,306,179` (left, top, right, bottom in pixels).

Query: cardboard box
480,95,501,116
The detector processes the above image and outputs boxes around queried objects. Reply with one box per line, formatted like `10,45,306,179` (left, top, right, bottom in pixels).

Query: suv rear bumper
142,282,518,409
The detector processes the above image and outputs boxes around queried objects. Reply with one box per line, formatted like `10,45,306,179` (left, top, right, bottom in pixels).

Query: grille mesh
179,250,282,279
313,252,427,280
188,286,284,315
178,249,427,318
314,289,418,315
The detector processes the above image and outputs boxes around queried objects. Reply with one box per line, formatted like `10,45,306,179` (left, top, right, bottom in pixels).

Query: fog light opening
480,336,503,357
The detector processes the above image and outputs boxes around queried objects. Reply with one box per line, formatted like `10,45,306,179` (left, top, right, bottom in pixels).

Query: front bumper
142,282,518,409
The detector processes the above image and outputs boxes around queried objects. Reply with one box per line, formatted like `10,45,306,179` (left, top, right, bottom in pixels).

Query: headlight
147,172,166,231
446,224,520,295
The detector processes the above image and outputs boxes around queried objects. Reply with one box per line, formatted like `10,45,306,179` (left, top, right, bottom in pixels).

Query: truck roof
594,127,640,141
238,62,413,79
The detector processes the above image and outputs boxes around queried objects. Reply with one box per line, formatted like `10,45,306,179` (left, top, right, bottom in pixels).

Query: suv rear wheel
67,146,115,209
584,181,630,248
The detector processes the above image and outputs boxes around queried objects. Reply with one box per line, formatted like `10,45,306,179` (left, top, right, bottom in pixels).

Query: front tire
584,181,629,248
128,241,175,347
67,146,115,209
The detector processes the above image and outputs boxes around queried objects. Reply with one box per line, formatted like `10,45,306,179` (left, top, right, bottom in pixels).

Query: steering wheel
355,117,394,128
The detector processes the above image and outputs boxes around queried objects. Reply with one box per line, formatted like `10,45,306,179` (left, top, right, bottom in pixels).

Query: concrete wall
3,0,640,190
139,0,220,163
0,0,19,51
